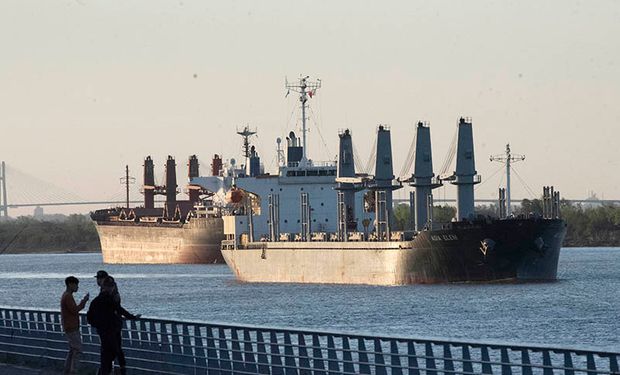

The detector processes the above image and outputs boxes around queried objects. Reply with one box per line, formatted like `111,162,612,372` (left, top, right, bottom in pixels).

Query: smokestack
165,156,178,213
211,154,222,176
188,155,199,179
408,122,441,231
188,155,200,203
143,156,155,209
286,131,303,166
451,118,480,221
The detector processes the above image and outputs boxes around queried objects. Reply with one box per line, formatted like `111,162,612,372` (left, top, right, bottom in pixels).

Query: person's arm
76,293,89,311
117,303,140,320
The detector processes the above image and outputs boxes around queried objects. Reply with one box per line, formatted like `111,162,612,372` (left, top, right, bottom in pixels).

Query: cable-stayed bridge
1,161,619,218
0,161,153,217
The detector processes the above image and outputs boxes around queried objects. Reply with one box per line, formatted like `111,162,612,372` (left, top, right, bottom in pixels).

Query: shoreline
0,249,100,255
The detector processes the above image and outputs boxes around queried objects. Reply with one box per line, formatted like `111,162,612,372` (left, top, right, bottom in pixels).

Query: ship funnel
408,122,441,231
249,145,261,177
188,155,200,203
165,155,178,214
335,129,360,239
188,155,199,179
450,118,480,220
286,131,303,166
143,156,155,209
211,154,222,176
369,125,401,240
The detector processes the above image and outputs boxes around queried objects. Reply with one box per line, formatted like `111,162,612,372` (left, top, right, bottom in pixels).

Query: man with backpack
87,275,139,375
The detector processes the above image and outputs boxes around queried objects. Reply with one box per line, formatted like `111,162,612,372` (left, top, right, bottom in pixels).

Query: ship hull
222,219,566,285
95,217,225,264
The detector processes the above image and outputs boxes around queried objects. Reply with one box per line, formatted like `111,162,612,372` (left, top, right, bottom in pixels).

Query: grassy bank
0,214,101,254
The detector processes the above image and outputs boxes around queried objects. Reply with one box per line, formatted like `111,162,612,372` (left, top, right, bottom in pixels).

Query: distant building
582,191,603,209
33,206,44,218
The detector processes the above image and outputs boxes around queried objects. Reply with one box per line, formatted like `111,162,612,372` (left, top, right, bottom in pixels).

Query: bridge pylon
0,161,8,218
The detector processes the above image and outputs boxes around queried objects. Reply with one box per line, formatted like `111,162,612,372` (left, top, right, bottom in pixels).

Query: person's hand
82,293,90,302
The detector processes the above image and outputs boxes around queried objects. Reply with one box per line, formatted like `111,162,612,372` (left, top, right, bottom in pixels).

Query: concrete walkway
0,363,62,374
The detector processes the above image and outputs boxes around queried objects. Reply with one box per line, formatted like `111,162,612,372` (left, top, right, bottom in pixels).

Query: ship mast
490,144,525,216
237,126,257,176
285,76,321,164
120,165,135,209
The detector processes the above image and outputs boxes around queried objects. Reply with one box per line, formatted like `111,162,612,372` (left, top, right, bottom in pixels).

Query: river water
0,248,618,352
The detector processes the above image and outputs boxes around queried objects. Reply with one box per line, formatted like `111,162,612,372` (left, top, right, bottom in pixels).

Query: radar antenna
285,75,321,163
490,144,525,216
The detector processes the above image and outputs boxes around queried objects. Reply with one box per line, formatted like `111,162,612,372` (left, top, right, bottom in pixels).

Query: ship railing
1,306,618,374
221,239,236,250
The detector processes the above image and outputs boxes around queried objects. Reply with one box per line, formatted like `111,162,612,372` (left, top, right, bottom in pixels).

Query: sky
1,0,619,216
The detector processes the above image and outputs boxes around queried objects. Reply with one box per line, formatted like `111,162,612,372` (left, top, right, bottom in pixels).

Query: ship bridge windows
284,168,336,177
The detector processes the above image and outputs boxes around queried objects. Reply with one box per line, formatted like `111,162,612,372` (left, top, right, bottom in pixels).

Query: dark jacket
87,292,122,333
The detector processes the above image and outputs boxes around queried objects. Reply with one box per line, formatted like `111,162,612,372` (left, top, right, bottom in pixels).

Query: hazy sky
1,0,619,215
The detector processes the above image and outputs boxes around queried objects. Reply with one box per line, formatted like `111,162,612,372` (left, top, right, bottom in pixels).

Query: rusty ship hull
95,217,225,264
222,218,566,285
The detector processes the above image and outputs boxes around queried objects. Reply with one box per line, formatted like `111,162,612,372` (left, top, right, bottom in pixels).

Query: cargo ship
219,77,567,285
90,155,225,264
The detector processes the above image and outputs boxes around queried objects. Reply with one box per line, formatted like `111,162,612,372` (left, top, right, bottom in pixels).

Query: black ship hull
404,218,567,283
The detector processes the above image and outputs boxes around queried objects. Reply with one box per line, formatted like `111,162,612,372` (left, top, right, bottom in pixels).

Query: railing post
218,327,232,375
443,344,454,374
408,341,420,375
563,351,574,375
374,338,387,375
500,347,513,375
358,338,371,374
284,332,298,375
256,331,270,374
462,345,473,375
312,334,326,374
231,328,245,373
194,325,207,371
390,340,403,375
326,335,340,373
270,331,284,375
481,346,493,374
205,326,220,372
610,354,619,375
425,342,437,375
342,336,355,374
297,333,311,374
542,350,554,375
243,330,258,374
181,325,194,369
521,349,533,375
586,353,597,375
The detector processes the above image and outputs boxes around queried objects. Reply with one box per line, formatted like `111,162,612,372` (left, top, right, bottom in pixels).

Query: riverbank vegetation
0,214,100,254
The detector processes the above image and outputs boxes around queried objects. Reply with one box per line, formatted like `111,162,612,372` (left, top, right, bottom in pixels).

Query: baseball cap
95,270,109,279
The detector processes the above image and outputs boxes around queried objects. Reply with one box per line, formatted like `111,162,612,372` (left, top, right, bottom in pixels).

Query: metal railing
0,306,618,374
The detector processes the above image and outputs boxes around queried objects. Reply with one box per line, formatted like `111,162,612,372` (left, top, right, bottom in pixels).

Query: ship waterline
96,217,225,264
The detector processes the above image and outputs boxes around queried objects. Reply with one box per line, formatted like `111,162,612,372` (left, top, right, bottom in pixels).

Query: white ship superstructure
191,76,369,240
